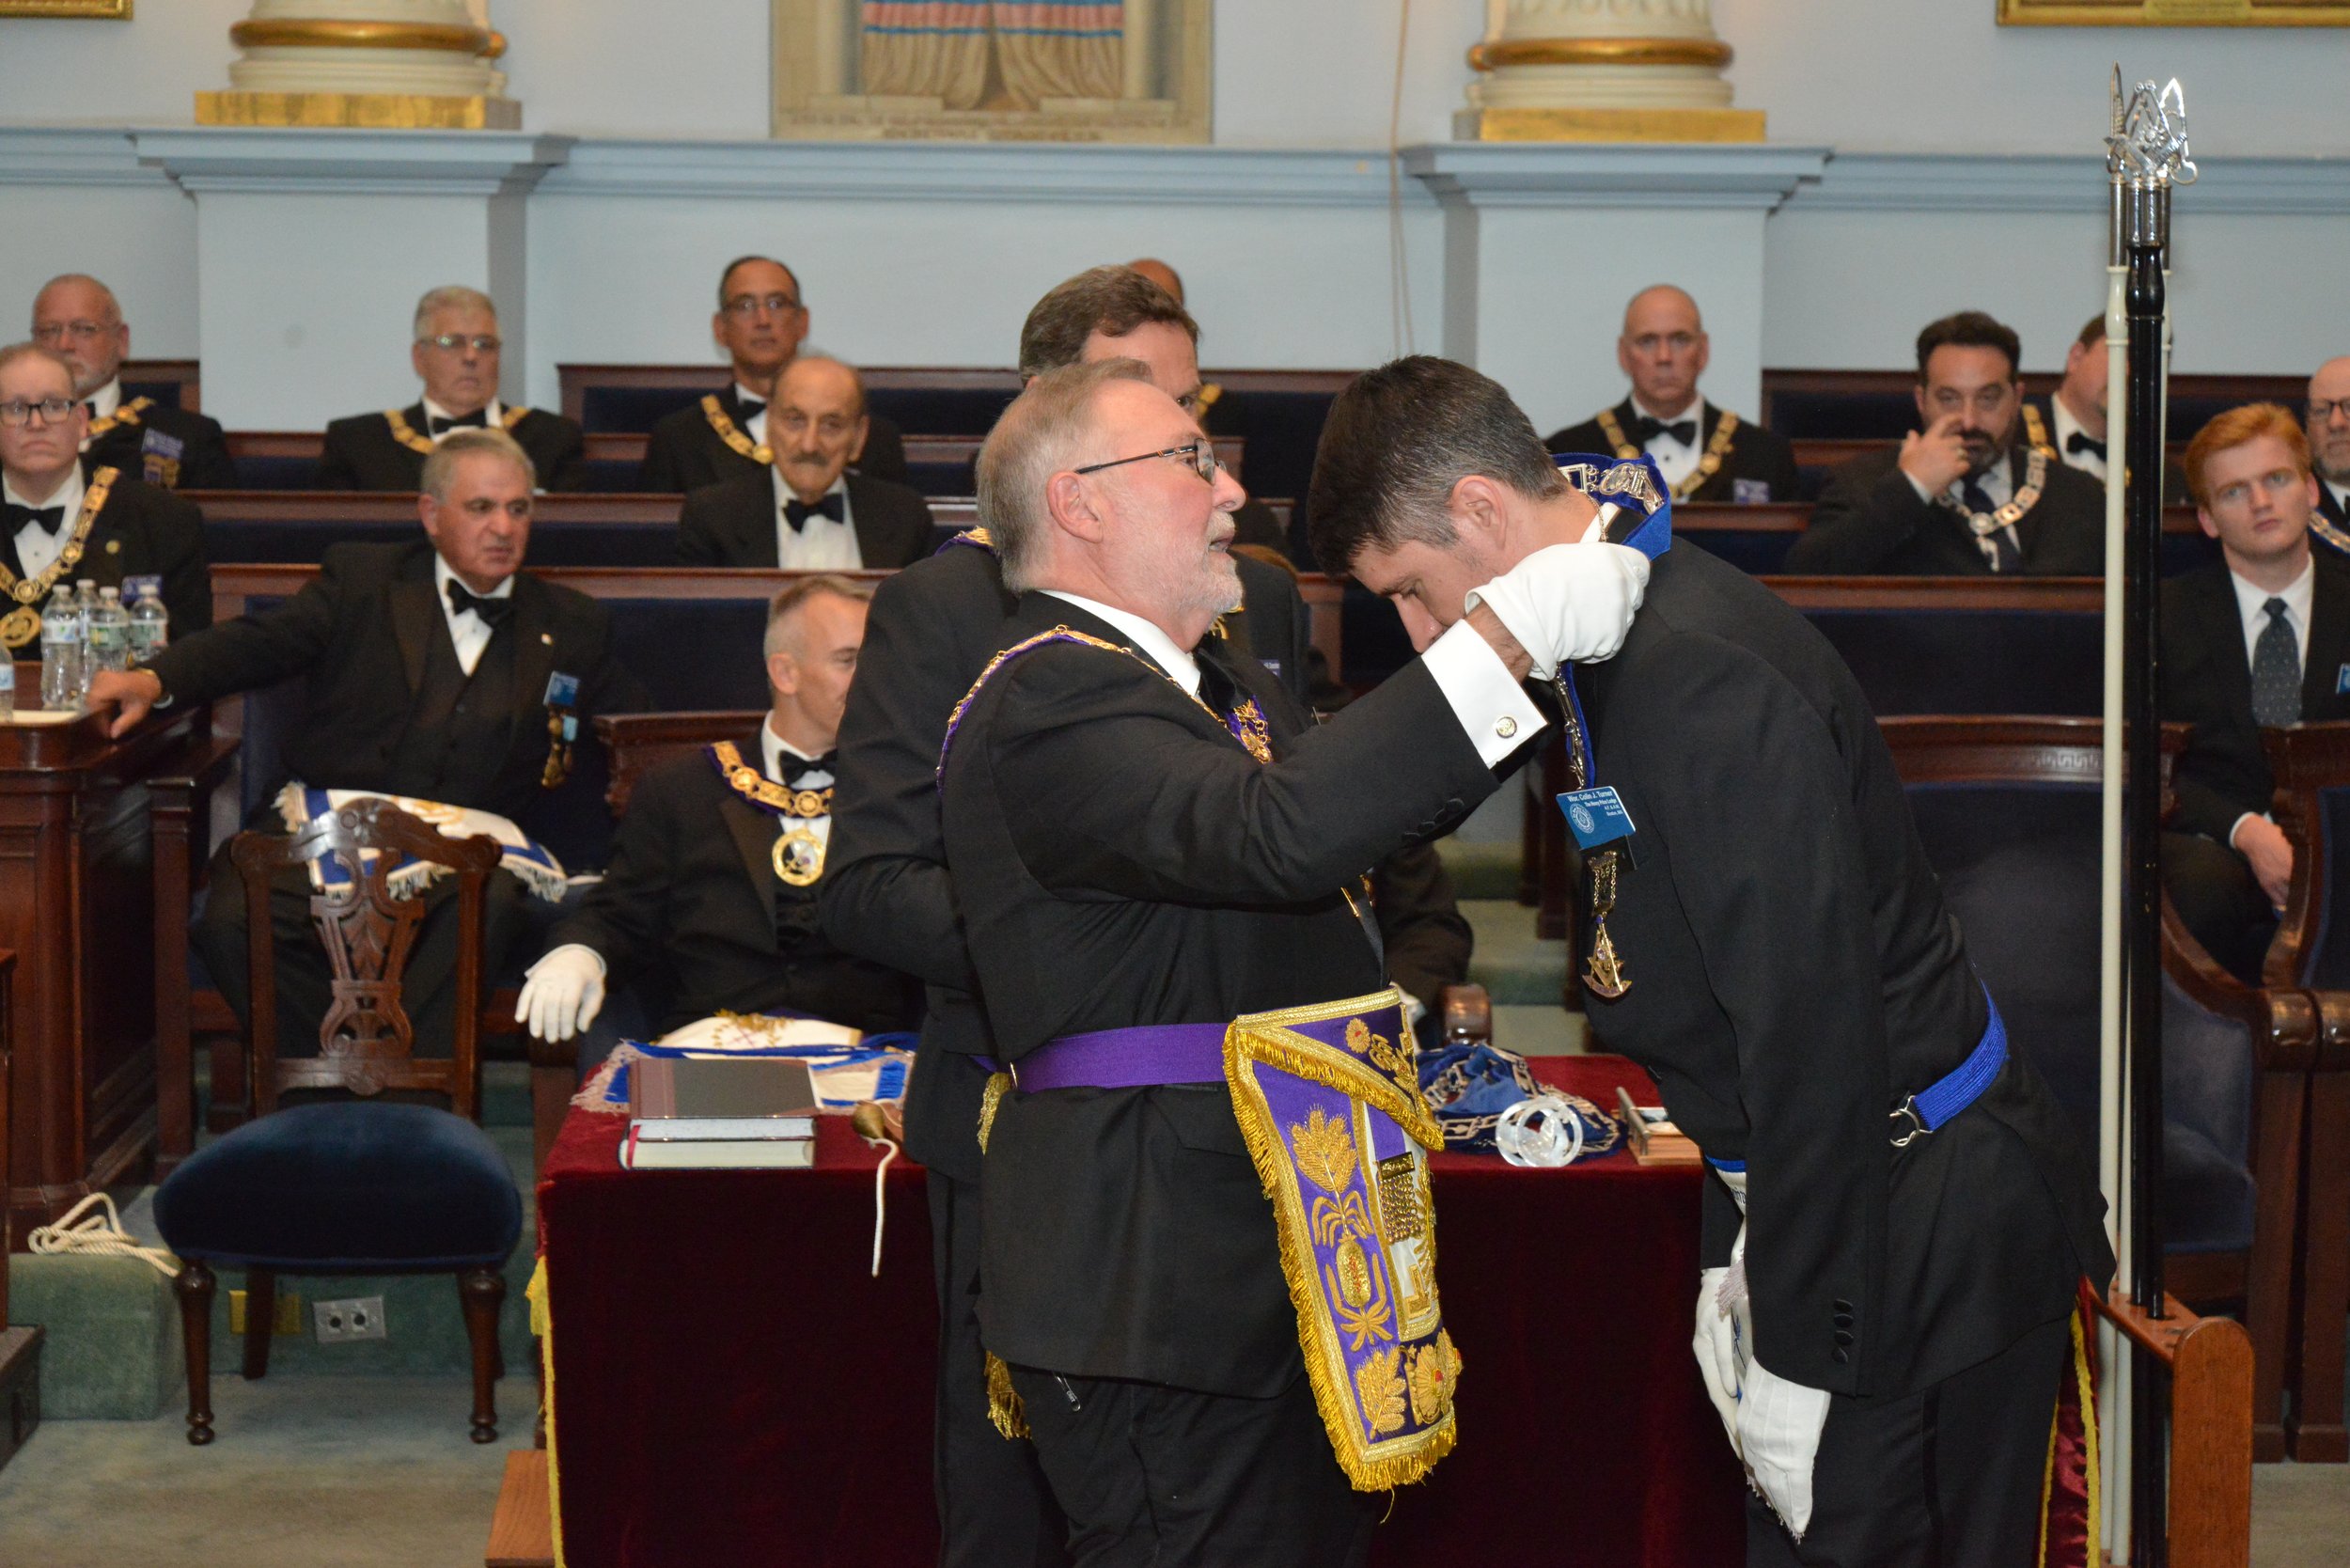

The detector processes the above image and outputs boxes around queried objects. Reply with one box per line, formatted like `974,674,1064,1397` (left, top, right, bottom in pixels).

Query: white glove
516,944,607,1043
1463,539,1650,672
1739,1356,1831,1540
1694,1263,1743,1452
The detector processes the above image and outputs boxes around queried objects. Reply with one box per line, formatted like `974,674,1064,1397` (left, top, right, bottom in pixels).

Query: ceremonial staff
2100,68,2195,1568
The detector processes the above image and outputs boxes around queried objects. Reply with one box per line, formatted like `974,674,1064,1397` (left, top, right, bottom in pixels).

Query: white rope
26,1192,180,1278
865,1139,899,1278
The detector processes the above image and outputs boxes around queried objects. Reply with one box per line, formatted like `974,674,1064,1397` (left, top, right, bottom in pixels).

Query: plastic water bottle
126,575,169,662
0,645,15,713
72,580,98,701
86,587,130,680
39,591,81,710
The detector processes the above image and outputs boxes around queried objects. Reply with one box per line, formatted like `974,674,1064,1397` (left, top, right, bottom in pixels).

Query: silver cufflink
1496,716,1519,739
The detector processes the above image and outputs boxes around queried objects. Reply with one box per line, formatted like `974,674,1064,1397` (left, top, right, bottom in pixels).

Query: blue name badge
2338,663,2350,697
1558,786,1636,850
543,671,580,709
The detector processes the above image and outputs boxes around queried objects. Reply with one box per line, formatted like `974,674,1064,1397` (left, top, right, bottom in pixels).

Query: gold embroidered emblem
0,466,116,651
1292,1104,1357,1196
1407,1333,1459,1426
1355,1348,1407,1435
702,394,774,465
1596,405,1740,502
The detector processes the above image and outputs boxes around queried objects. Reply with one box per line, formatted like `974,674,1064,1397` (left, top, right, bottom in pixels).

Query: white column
202,1,517,127
1464,0,1760,140
131,130,572,430
1122,0,1157,102
1406,142,1827,433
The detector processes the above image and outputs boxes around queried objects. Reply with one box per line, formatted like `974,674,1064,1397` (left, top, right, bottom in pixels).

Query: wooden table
0,677,213,1236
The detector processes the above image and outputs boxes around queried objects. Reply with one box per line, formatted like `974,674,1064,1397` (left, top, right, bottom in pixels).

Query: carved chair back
230,798,501,1117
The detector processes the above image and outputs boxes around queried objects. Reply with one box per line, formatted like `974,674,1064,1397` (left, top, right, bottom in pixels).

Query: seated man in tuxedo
636,255,909,494
2161,402,2350,984
0,341,209,651
1790,311,2104,575
87,428,642,1057
2306,355,2350,552
515,575,921,1050
675,353,934,571
319,286,587,493
31,274,236,491
1544,284,1800,505
2027,315,2111,481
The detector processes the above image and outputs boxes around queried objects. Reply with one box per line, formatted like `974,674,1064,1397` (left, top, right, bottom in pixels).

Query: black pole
2121,160,2172,1568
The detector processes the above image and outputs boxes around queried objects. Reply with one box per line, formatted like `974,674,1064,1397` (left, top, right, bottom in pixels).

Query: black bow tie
776,748,837,787
784,493,845,531
2,503,65,534
2066,431,2106,461
1630,416,1698,447
429,408,490,436
736,395,765,420
446,579,514,628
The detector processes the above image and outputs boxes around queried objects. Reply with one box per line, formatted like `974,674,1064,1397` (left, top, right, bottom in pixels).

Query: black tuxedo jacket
937,593,1497,1395
3,462,211,642
1577,543,2110,1397
317,404,588,493
637,384,912,493
674,470,936,571
1545,399,1802,504
1789,445,2107,575
550,732,919,1035
821,539,1321,1184
145,541,641,823
86,400,237,490
2161,551,2350,844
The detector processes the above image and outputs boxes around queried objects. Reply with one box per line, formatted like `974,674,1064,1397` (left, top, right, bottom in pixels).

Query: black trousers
1005,1363,1374,1568
1747,1313,2073,1568
193,838,529,1070
2162,830,2278,987
929,1170,1068,1568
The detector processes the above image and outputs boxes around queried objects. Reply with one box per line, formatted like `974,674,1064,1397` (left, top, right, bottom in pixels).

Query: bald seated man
1546,284,1800,506
31,274,236,490
676,353,935,570
2307,355,2350,550
1123,259,1184,306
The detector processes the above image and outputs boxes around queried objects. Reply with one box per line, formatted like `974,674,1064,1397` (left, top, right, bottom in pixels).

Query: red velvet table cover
539,1055,1744,1567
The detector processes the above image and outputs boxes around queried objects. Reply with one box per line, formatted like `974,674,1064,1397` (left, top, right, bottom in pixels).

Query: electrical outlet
227,1289,304,1336
312,1296,388,1343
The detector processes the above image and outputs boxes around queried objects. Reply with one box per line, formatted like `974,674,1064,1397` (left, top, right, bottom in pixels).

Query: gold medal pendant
0,604,41,651
773,824,825,887
1581,850,1631,999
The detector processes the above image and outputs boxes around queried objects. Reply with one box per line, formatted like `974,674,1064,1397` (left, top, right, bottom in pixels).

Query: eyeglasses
418,334,501,353
2309,400,2350,424
721,293,804,318
1073,439,1220,485
32,321,113,344
0,398,78,428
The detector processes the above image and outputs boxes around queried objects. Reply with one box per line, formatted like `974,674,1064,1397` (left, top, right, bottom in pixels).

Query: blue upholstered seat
154,1102,521,1274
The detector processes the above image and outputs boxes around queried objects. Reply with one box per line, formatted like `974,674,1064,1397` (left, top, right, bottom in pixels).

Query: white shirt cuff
1422,619,1548,769
2227,812,2264,852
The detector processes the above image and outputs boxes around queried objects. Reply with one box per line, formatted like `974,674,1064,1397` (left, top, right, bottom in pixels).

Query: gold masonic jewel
773,825,825,887
1582,850,1630,999
0,466,115,651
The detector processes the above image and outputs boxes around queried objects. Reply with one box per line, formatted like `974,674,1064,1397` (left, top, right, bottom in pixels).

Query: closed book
619,1129,816,1170
629,1057,819,1122
630,1115,817,1142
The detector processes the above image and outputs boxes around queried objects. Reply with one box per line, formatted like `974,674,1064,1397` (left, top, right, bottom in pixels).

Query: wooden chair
0,948,40,1479
152,799,520,1446
2255,719,2350,1462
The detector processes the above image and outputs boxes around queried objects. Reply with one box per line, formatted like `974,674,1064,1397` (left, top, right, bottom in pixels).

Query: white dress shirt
431,554,514,677
1628,397,1706,493
762,717,835,855
769,472,862,570
735,382,770,450
421,397,505,441
7,465,86,582
1041,588,1544,771
2049,397,2107,481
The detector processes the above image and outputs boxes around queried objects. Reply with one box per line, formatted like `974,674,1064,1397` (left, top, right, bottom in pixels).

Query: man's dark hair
1308,355,1565,573
1915,311,2021,382
716,255,802,308
1019,266,1198,377
2076,314,2107,351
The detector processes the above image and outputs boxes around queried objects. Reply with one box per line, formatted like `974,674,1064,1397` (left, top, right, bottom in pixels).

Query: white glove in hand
516,944,607,1043
1694,1263,1742,1453
1738,1356,1831,1541
1463,540,1650,671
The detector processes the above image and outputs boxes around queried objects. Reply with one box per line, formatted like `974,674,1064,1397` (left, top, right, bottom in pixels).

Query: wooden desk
0,943,39,1478
0,681,212,1235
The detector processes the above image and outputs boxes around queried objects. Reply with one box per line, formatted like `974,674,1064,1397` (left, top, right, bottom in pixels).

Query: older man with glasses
637,255,909,494
30,273,237,491
2305,356,2350,550
318,285,587,492
0,339,209,653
